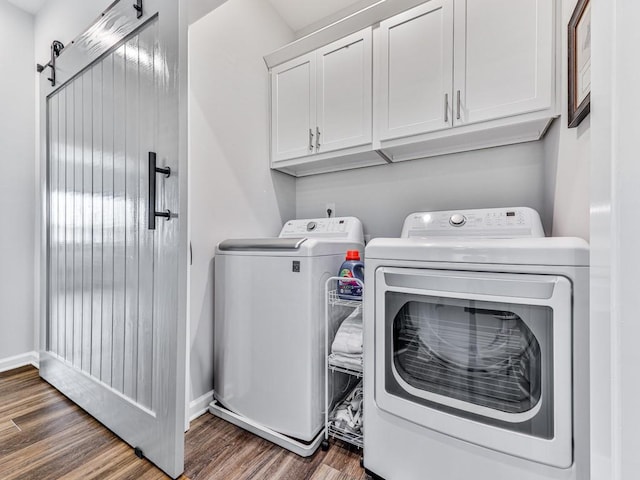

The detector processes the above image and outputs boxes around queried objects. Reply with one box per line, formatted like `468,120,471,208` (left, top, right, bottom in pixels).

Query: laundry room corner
25,0,300,425
187,0,297,415
541,0,590,241
7,0,640,477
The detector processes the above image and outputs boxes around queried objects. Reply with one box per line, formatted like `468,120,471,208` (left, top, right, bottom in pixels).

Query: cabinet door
271,53,316,162
378,0,454,141
453,0,554,126
316,28,372,154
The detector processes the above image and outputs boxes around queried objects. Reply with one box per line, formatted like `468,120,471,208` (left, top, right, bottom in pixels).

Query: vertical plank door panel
65,84,75,365
123,35,140,400
57,88,67,361
48,95,59,357
136,22,157,409
111,44,127,394
90,62,104,379
73,77,84,370
101,53,115,387
82,70,94,373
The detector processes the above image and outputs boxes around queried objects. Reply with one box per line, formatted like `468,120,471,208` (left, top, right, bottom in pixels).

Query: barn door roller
133,0,143,18
36,40,64,87
37,2,144,86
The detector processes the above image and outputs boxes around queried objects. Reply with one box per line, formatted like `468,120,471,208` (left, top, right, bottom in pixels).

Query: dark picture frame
568,0,591,128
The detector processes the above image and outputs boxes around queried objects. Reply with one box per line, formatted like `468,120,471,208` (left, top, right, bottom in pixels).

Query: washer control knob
306,221,317,231
449,214,466,227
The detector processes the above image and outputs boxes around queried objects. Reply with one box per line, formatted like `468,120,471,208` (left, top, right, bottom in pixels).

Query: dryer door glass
394,300,545,413
386,293,553,438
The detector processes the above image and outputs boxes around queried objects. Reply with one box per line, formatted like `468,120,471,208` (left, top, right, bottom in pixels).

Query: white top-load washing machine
209,217,364,456
364,207,589,480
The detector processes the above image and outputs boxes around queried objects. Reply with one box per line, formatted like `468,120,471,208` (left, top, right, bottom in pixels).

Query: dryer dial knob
449,214,466,227
306,221,317,231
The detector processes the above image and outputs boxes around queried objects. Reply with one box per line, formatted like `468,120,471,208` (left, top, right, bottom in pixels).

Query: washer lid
218,238,307,251
216,238,363,257
216,216,364,257
365,237,589,266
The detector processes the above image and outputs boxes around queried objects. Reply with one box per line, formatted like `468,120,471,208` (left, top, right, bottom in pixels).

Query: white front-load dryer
210,217,364,456
363,208,589,480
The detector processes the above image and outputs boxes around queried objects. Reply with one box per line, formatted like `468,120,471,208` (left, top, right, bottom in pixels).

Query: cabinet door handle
309,128,314,151
456,90,461,120
316,126,321,150
444,93,449,123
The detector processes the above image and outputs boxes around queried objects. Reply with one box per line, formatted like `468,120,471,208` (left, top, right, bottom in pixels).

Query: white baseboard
4,352,211,426
0,351,39,373
189,390,214,423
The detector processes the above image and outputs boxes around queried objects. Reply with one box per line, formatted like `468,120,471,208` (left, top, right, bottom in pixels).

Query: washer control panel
279,217,365,244
401,207,545,238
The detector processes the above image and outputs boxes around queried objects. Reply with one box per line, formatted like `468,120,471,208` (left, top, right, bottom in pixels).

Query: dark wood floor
0,366,367,480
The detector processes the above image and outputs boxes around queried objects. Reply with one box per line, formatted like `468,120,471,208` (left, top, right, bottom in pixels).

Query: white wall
34,0,113,60
188,0,296,401
187,0,227,25
297,142,547,238
542,0,590,240
0,1,36,363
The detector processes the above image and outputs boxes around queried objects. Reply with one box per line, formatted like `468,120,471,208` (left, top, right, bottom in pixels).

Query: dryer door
374,267,572,468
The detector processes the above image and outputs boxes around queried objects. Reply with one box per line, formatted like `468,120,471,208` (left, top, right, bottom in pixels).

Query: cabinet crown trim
264,0,426,69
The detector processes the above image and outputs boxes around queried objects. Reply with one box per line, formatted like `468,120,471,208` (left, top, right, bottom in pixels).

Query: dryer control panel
280,217,365,244
401,207,545,238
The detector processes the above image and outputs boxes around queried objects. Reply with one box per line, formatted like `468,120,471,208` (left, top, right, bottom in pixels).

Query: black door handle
148,151,171,230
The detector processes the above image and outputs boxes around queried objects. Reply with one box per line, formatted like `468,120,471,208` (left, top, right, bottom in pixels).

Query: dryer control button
306,221,317,231
449,214,466,226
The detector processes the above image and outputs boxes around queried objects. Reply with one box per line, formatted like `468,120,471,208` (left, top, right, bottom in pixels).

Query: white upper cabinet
376,0,558,159
316,30,373,154
453,0,554,126
267,0,558,174
271,53,316,162
378,0,454,140
270,28,383,174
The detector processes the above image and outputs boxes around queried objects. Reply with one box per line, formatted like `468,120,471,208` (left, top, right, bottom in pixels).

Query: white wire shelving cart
323,276,364,453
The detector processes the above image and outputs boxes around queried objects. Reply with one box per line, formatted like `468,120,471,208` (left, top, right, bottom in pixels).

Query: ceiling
6,0,46,14
7,0,376,32
266,0,368,33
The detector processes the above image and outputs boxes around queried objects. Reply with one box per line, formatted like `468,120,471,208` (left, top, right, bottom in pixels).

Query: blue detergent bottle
338,250,364,300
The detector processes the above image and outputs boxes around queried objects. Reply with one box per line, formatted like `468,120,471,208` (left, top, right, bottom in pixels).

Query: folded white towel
331,308,363,355
329,352,362,370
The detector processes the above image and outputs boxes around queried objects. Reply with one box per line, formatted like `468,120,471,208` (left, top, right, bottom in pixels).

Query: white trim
188,390,214,423
0,351,39,373
264,0,428,69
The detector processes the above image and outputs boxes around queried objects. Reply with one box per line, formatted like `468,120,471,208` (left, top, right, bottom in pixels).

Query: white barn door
39,1,188,478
